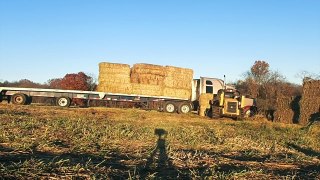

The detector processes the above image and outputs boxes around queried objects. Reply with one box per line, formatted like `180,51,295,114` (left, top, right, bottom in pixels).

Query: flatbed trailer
0,87,192,114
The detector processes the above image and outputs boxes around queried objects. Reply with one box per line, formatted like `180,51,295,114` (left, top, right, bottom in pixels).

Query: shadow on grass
0,144,14,152
1,136,320,179
0,144,131,179
221,150,270,162
287,143,320,158
138,128,179,179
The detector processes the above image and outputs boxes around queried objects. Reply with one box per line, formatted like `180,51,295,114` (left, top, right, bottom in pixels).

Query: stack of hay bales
300,79,320,125
97,62,194,99
274,97,294,124
130,64,165,96
198,93,213,116
131,64,165,85
97,62,132,94
163,66,193,99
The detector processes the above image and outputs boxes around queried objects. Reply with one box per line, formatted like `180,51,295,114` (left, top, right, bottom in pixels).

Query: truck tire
177,102,191,114
56,97,71,107
11,93,28,105
164,101,176,113
26,96,33,105
211,106,221,119
243,106,257,118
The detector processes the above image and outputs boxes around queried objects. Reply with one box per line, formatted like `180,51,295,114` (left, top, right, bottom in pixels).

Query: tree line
0,72,96,92
0,61,319,112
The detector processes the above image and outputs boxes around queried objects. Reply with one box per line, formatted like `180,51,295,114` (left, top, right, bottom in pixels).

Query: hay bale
131,63,166,76
199,93,213,108
97,84,132,94
164,66,193,89
131,83,163,96
199,106,207,117
274,97,294,124
163,87,191,99
130,63,166,85
165,66,193,76
163,66,193,98
98,62,132,94
99,62,130,69
198,93,213,117
97,62,194,99
130,73,165,85
300,79,320,125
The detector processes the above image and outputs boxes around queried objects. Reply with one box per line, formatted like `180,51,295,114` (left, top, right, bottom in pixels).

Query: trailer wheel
164,102,176,113
56,97,71,107
11,93,28,105
178,102,191,114
26,96,33,105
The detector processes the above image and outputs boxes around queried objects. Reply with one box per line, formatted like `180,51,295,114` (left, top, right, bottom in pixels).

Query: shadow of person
143,128,177,178
145,129,170,168
290,96,301,124
304,111,320,130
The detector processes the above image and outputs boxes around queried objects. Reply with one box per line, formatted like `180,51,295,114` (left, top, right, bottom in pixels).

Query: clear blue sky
0,0,319,84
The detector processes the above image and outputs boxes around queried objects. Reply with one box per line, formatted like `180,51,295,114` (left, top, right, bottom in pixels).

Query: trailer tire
164,102,176,113
26,96,33,105
177,102,191,114
11,93,28,105
56,97,71,107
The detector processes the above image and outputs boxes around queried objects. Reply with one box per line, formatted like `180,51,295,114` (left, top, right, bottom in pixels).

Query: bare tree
237,60,301,113
296,71,320,81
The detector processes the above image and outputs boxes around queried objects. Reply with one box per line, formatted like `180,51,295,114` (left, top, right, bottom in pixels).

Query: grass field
0,103,319,179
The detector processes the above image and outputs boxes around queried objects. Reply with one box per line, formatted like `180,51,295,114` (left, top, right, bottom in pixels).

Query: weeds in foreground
0,104,319,179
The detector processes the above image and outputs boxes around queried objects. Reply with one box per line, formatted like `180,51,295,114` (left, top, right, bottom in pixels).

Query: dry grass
0,103,319,179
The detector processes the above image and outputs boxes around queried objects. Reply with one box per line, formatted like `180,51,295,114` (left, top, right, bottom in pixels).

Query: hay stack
300,79,320,125
97,62,132,94
163,66,193,99
97,62,194,99
274,97,294,124
130,63,165,85
131,83,163,96
198,93,213,116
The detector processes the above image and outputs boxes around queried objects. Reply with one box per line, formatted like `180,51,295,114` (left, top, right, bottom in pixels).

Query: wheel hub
15,96,23,103
166,104,175,112
181,105,190,113
58,98,68,106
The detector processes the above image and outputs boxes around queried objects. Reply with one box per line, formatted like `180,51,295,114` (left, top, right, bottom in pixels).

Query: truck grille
227,102,237,113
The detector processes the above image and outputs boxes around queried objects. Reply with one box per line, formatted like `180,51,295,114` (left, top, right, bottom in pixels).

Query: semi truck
0,77,256,117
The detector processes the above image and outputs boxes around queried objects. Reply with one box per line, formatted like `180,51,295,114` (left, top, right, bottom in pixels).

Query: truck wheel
178,102,191,114
243,107,257,118
243,109,252,118
56,97,71,107
11,93,28,105
211,107,221,119
26,96,33,105
164,102,176,113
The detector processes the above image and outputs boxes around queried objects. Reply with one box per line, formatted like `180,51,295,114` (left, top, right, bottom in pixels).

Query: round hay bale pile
130,64,165,85
97,62,132,94
198,93,213,116
163,66,194,99
274,97,295,124
300,79,320,125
